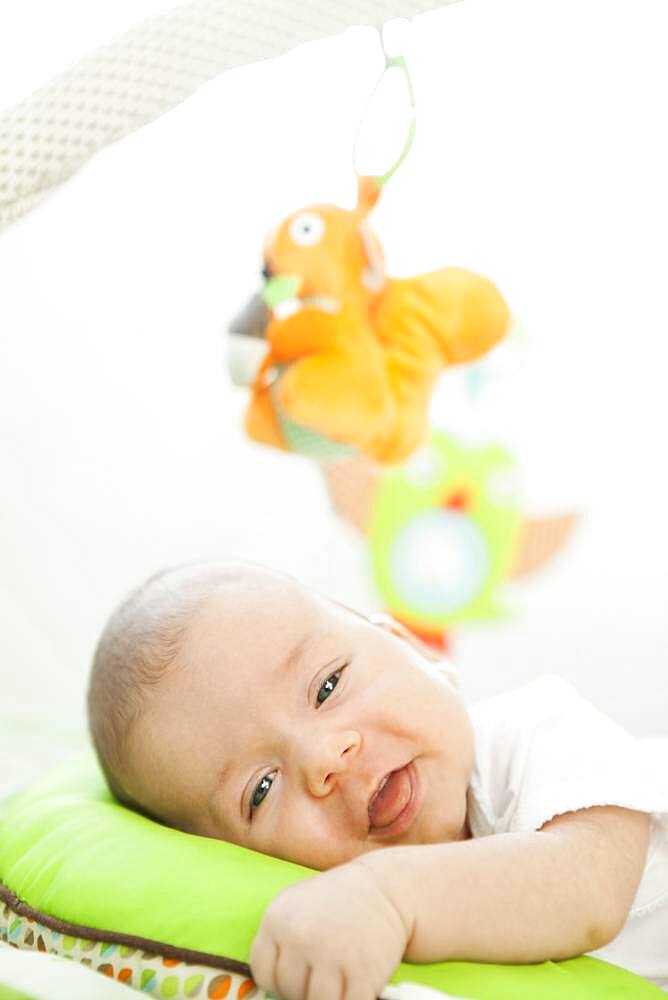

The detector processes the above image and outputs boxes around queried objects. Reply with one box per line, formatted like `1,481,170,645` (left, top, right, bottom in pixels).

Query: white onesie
467,675,668,991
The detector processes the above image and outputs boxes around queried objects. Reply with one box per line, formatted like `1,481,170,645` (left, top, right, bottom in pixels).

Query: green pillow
0,986,34,1000
0,756,662,1000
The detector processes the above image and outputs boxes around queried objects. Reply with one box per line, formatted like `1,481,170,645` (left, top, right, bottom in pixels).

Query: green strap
375,53,417,188
354,27,417,191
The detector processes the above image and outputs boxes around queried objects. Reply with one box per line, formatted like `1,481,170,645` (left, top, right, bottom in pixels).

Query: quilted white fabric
0,0,449,228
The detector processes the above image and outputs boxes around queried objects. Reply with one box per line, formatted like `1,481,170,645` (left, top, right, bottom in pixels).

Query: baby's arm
360,805,650,964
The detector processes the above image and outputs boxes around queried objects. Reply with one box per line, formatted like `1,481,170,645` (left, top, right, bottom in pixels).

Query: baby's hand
250,859,411,1000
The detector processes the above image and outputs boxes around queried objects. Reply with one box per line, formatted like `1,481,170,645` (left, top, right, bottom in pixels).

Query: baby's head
88,561,473,870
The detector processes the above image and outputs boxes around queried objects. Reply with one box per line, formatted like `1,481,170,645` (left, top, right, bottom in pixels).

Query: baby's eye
316,670,342,706
251,770,276,812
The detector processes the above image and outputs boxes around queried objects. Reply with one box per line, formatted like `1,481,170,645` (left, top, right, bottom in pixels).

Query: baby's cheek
265,803,354,870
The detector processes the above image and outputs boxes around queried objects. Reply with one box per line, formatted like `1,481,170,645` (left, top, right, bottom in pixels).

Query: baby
88,560,668,998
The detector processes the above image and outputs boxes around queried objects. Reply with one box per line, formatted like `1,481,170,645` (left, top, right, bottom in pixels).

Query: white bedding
0,697,85,804
0,948,457,1000
0,940,131,999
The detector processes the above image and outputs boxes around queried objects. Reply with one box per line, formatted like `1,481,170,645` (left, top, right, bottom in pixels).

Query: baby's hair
87,559,254,811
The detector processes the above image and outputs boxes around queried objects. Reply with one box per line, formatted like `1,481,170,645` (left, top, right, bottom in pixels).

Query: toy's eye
289,212,325,247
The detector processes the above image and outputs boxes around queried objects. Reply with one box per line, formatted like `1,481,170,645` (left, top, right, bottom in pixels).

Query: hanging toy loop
353,20,417,194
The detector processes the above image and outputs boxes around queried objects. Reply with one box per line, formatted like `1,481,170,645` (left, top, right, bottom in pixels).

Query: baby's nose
305,730,361,798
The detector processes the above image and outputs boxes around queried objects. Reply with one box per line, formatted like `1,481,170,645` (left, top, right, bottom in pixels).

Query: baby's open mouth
367,763,417,835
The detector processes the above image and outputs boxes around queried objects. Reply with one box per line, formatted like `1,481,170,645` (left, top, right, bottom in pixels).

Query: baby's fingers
300,965,376,1000
249,933,280,997
273,951,373,1000
343,979,379,1000
252,941,378,1000
274,948,313,1000
250,935,315,1000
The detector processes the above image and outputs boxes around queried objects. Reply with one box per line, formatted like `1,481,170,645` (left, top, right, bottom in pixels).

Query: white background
1,0,666,798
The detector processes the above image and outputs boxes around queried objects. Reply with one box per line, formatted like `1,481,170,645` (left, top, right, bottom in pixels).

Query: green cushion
0,756,662,999
0,986,34,1000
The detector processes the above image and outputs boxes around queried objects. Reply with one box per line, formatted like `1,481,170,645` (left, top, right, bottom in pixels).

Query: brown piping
0,883,250,976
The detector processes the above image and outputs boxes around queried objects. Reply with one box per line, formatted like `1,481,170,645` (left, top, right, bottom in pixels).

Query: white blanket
0,941,130,999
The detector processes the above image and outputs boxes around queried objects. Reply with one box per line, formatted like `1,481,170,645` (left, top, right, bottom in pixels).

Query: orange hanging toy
228,32,511,464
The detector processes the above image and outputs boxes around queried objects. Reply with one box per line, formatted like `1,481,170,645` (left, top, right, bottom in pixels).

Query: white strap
0,0,449,229
382,984,468,999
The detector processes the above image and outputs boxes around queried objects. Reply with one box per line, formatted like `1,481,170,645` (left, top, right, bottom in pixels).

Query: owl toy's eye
289,212,325,247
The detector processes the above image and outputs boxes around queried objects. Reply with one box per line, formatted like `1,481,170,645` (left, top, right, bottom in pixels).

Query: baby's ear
368,612,459,687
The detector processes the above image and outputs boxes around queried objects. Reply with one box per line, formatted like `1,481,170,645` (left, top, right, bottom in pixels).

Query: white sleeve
467,675,668,836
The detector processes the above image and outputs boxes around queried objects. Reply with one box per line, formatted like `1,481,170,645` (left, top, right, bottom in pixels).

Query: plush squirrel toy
229,175,511,464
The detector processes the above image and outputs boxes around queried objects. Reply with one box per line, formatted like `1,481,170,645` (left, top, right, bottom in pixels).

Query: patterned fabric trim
0,889,259,999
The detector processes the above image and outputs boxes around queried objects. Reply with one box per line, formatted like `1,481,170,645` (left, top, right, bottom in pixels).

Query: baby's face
125,573,474,869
